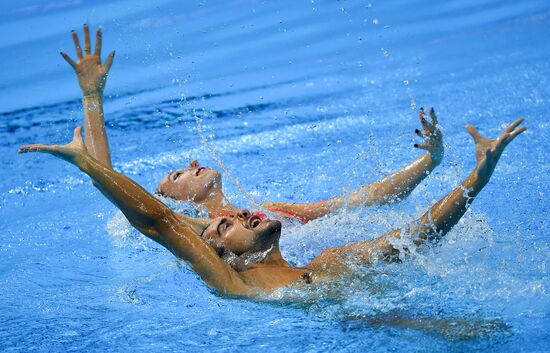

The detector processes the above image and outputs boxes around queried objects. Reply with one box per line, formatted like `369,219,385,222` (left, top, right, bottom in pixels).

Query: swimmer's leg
264,108,444,221
60,24,115,168
308,118,526,269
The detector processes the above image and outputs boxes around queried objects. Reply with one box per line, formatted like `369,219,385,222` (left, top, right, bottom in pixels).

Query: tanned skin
157,109,444,221
60,24,115,168
19,119,525,297
263,107,444,221
62,26,445,222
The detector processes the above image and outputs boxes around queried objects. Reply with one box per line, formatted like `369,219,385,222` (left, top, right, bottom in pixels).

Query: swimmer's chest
240,267,311,291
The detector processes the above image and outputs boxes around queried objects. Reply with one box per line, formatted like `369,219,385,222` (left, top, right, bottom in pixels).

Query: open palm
18,126,87,163
466,118,526,180
60,24,115,96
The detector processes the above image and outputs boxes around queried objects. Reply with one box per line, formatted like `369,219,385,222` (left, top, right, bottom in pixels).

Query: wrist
77,154,93,172
83,94,104,113
83,92,103,100
465,168,489,195
429,147,444,166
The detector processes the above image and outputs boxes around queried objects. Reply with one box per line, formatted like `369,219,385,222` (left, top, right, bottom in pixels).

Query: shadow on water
342,311,509,342
232,260,512,342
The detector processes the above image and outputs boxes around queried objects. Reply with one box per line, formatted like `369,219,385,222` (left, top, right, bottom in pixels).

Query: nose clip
236,209,251,222
188,160,199,169
253,212,267,221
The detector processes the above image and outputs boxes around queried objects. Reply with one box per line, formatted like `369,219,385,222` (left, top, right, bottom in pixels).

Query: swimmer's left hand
413,107,444,164
18,126,87,163
466,118,526,181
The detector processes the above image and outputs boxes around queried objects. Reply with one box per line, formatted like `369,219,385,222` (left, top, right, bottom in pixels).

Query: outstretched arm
265,108,444,222
308,118,526,269
365,118,526,260
19,128,251,295
61,24,115,168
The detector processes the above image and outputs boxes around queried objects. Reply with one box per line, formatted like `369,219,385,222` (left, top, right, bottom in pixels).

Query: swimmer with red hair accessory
64,25,445,223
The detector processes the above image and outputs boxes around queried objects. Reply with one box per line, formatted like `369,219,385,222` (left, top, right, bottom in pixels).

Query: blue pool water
1,0,549,351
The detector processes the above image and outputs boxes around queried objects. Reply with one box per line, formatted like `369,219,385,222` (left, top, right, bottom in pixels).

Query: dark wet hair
200,225,225,257
154,185,166,197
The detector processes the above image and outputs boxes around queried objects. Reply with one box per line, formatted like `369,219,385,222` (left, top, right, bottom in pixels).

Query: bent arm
311,157,503,270
352,108,444,206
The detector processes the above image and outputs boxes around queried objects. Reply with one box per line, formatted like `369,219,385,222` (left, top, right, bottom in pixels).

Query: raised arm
19,128,251,295
61,24,115,168
309,118,526,269
264,108,444,222
367,118,526,260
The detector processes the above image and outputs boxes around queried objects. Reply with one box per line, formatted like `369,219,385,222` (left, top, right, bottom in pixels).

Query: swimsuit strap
268,207,309,224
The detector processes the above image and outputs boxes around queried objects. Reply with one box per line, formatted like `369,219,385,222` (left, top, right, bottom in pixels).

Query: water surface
1,0,549,351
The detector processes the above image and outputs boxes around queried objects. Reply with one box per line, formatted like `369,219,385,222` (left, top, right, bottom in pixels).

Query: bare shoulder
306,246,349,273
239,266,308,293
306,239,379,275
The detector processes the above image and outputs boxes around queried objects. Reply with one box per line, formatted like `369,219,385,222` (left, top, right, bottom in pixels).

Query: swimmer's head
200,210,282,267
156,160,222,202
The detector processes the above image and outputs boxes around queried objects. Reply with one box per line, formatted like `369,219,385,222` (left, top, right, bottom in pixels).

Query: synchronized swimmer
62,26,445,222
19,25,526,297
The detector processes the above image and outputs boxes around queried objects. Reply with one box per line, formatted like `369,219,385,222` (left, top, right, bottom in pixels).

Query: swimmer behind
62,25,445,222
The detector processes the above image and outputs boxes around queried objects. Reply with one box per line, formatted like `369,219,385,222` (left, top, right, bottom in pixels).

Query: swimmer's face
201,211,282,256
156,160,222,202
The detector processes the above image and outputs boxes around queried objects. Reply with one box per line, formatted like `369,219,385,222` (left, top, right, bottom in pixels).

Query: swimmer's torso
239,266,310,292
238,263,349,295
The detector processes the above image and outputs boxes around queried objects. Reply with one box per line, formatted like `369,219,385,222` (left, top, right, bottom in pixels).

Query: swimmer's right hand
18,126,87,163
60,24,115,97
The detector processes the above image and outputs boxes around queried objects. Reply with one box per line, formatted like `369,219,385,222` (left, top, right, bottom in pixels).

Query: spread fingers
60,51,76,69
18,144,54,154
83,24,91,55
419,108,433,135
429,107,438,126
505,118,525,133
71,30,83,59
508,126,527,140
465,124,482,142
103,50,115,73
94,28,102,57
